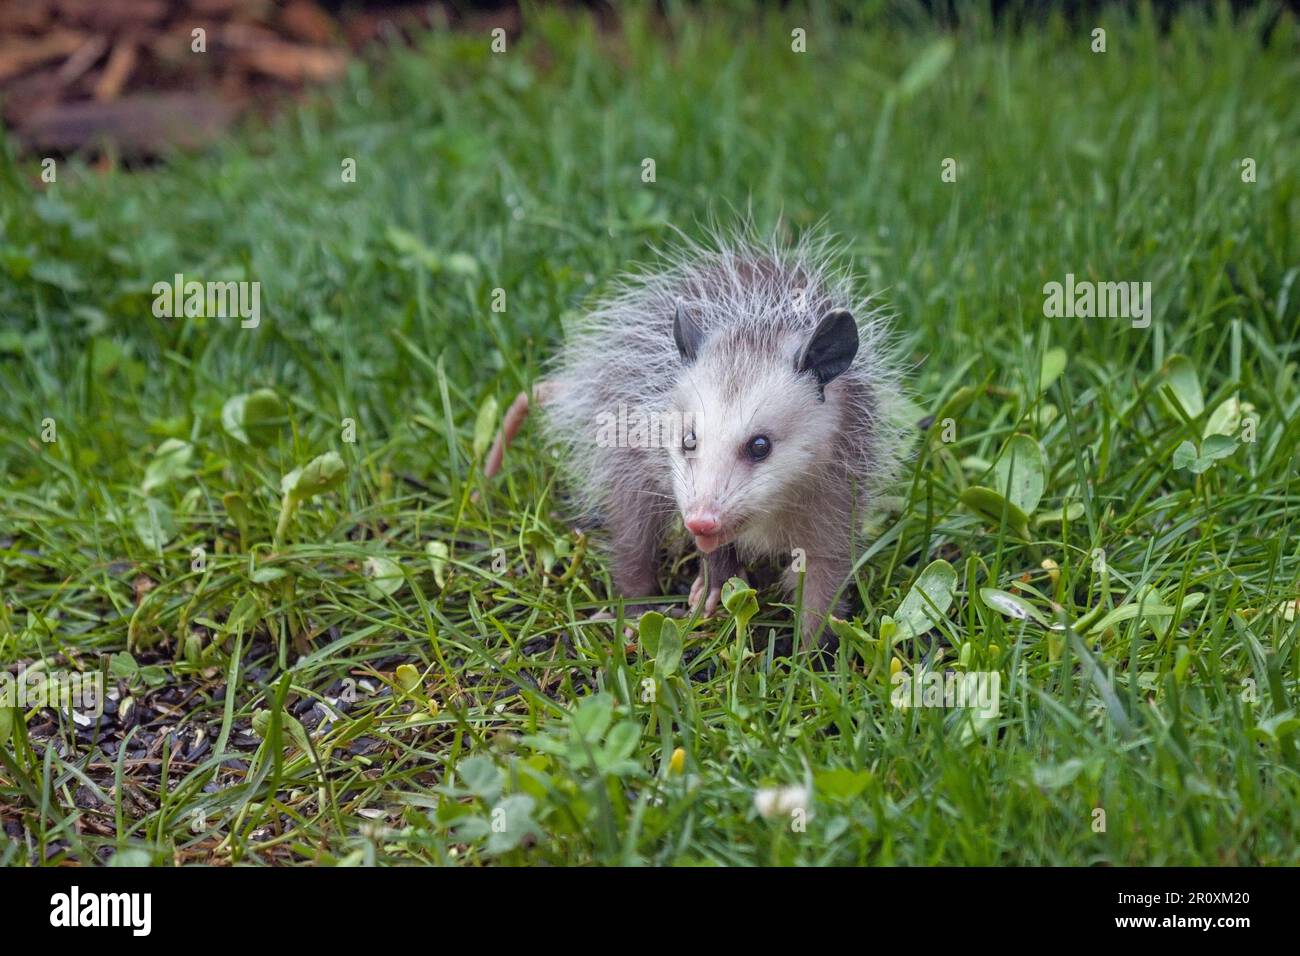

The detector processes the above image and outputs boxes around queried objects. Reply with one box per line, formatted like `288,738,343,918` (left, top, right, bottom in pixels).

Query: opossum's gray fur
538,223,909,636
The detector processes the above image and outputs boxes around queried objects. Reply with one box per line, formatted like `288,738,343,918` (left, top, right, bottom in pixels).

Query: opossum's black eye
746,435,772,461
682,430,697,452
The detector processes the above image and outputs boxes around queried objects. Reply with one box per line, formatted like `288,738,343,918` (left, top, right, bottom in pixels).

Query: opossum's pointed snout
684,510,726,553
684,511,721,536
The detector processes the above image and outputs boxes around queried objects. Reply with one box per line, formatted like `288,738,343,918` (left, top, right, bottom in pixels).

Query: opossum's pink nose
684,511,722,536
684,510,729,553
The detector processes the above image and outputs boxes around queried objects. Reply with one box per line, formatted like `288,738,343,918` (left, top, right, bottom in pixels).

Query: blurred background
0,0,525,158
2,1,1283,160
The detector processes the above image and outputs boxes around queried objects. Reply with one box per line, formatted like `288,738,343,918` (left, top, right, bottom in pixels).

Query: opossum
486,226,908,647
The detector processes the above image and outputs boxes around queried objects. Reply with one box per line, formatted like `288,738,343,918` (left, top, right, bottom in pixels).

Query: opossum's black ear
797,309,859,389
674,301,705,365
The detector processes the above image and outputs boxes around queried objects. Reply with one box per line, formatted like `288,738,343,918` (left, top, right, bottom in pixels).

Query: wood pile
0,1,482,157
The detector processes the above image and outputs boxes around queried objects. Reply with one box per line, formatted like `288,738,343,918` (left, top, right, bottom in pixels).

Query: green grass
1,2,1298,866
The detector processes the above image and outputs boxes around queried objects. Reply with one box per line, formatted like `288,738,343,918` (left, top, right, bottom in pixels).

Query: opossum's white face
669,360,838,553
667,306,859,554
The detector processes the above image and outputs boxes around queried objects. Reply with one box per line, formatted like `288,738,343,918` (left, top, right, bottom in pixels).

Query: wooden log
17,92,237,155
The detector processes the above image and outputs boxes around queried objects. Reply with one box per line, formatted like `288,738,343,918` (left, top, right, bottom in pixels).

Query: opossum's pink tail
483,380,557,478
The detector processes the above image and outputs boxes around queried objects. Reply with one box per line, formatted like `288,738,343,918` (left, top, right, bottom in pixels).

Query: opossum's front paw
686,569,747,618
687,571,722,618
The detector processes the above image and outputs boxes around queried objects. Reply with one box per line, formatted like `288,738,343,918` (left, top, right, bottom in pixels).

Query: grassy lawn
1,3,1298,866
